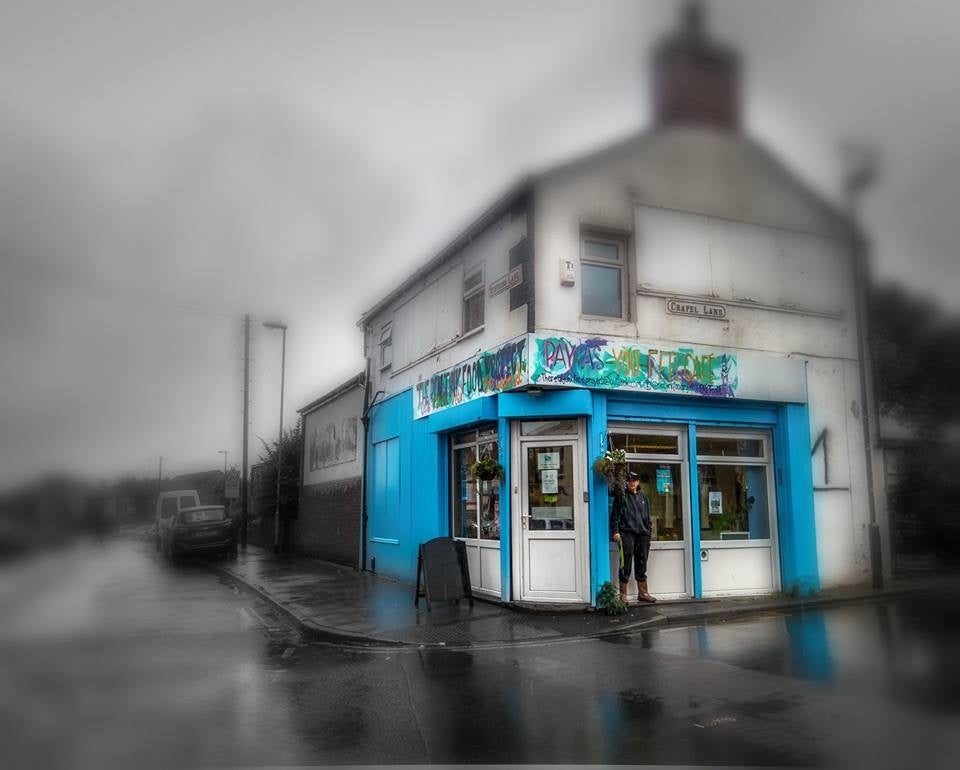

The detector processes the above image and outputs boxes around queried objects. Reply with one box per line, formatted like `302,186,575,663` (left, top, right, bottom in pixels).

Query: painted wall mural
309,416,359,471
414,337,528,419
530,335,738,397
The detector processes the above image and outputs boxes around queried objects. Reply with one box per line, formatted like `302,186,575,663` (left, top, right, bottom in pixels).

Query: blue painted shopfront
365,386,819,605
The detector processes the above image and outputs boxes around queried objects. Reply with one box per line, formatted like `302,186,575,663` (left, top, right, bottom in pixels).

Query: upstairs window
462,265,485,334
581,233,627,318
378,323,393,370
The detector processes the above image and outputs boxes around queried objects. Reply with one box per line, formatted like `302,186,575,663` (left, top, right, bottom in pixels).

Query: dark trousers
619,531,651,584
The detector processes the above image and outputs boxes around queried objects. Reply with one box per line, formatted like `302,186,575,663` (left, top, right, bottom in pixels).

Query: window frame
378,322,393,370
450,425,499,543
608,425,687,546
695,429,775,544
580,231,629,320
462,264,485,335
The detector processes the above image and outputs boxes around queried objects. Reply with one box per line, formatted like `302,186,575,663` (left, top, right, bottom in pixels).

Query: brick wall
293,477,361,567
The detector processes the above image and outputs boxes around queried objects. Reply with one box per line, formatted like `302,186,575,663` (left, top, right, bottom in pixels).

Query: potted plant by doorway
469,454,505,482
593,448,628,489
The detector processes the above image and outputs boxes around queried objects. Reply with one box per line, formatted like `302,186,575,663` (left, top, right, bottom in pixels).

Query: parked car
153,490,201,552
161,505,236,561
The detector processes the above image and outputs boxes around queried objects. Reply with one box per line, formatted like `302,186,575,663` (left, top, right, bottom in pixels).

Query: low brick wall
294,477,361,567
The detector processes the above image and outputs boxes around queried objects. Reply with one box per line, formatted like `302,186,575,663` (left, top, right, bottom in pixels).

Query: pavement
208,544,959,649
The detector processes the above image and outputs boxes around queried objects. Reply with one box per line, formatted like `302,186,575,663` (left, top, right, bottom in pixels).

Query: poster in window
541,469,559,494
708,491,723,515
656,467,673,494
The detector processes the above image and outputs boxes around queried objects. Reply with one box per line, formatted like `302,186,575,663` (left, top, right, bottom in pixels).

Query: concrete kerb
209,559,668,648
207,561,410,648
207,557,947,649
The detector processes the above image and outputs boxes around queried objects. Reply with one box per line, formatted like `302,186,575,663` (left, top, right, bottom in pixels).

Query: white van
153,490,201,551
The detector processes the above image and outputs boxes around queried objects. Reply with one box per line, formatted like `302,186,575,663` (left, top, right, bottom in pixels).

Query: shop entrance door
514,424,589,603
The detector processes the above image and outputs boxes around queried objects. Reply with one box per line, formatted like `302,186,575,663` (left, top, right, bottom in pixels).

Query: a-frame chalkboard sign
414,537,474,610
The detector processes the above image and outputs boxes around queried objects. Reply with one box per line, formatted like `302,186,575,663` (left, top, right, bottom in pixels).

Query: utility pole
156,456,162,497
241,314,251,548
262,321,287,555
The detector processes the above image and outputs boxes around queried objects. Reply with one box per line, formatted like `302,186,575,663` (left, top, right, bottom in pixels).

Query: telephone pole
241,314,251,548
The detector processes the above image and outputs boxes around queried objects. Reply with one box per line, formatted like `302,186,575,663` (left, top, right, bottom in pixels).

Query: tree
255,420,302,541
869,281,960,561
869,281,960,435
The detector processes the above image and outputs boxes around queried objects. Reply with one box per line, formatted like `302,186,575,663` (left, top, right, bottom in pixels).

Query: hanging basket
469,456,505,482
593,448,628,489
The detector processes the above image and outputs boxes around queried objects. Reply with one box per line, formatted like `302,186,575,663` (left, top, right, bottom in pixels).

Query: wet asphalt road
0,539,957,768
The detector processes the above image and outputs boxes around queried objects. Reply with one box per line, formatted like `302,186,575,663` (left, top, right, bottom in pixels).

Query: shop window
378,323,393,370
608,429,685,542
520,419,578,436
610,433,679,455
462,265,485,334
451,426,499,541
696,436,764,458
696,432,773,541
581,233,627,318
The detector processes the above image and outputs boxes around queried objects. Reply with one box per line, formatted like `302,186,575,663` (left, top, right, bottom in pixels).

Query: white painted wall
302,385,365,485
533,128,856,360
364,210,529,403
533,125,873,589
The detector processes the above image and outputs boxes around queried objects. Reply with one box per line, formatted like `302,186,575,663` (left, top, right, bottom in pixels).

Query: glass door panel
525,445,575,531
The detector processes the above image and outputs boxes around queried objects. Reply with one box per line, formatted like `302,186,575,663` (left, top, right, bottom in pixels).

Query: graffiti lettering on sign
530,336,737,397
414,338,528,418
309,416,358,470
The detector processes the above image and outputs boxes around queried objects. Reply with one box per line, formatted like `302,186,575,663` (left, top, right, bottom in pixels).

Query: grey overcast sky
1,0,958,489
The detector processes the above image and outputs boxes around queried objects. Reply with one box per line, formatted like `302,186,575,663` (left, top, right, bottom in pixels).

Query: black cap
626,471,640,481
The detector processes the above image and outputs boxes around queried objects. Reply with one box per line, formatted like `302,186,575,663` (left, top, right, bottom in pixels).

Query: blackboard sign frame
414,537,474,610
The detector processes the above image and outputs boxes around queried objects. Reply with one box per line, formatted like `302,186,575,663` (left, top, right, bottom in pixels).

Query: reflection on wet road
0,540,957,767
620,592,960,714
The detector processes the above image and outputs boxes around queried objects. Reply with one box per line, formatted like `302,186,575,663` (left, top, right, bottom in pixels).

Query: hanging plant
469,455,505,482
592,448,628,489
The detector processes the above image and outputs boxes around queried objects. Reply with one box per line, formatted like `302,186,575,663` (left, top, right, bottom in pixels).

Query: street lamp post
263,321,287,555
218,450,228,512
843,141,882,588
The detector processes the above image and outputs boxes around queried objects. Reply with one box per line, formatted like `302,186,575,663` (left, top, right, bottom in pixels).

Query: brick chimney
651,0,741,131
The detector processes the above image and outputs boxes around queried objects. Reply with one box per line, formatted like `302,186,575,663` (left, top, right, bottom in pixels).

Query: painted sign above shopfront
413,331,806,418
530,334,738,398
413,336,528,419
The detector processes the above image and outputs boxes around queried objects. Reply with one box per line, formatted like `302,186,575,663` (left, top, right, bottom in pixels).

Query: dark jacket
611,487,651,537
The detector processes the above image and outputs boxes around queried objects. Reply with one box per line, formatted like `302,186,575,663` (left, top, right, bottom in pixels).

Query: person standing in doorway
611,471,657,603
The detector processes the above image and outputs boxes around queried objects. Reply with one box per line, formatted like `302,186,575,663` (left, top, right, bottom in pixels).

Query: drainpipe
844,142,882,589
359,347,385,573
360,354,371,572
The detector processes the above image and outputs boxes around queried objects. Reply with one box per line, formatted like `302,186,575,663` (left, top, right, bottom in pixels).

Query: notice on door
537,452,560,470
541,469,559,494
708,491,723,515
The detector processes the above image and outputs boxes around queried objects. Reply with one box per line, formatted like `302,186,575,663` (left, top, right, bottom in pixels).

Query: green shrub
597,580,627,615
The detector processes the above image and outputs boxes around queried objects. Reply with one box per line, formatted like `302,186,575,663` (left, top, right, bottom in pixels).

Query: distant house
293,373,365,567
